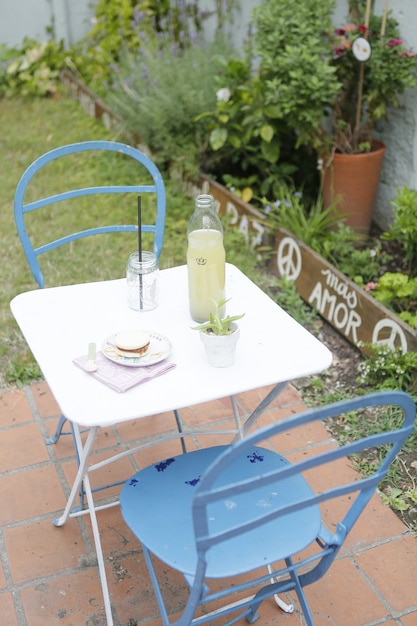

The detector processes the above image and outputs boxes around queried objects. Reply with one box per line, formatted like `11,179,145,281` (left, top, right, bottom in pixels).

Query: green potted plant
192,298,245,367
250,0,417,236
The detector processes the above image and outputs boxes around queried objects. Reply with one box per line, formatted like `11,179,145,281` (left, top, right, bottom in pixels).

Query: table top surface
10,264,332,427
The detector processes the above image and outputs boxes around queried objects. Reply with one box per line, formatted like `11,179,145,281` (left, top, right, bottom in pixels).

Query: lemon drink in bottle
187,194,226,322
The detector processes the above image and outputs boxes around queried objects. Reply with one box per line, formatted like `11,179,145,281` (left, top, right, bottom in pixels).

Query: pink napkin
73,351,176,392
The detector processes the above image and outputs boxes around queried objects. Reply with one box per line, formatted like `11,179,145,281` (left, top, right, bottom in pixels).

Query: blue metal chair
120,391,415,626
13,141,185,498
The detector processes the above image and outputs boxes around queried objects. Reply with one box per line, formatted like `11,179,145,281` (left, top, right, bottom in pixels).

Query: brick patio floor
0,381,416,626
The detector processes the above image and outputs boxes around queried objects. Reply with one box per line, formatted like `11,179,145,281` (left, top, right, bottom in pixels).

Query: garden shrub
109,33,235,178
70,0,219,97
383,186,417,277
0,37,66,97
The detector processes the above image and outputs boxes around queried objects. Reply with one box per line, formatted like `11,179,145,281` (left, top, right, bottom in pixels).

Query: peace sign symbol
372,319,408,353
276,236,302,281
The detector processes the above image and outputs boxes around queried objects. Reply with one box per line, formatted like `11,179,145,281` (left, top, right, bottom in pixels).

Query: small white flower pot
199,323,240,367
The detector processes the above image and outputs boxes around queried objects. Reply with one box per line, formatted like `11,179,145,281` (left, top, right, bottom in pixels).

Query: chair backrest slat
22,185,158,213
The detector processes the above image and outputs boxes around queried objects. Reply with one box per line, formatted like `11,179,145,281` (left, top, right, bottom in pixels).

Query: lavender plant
108,7,235,177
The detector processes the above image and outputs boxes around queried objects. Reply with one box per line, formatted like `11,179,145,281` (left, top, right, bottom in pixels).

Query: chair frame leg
285,556,316,626
174,409,187,453
45,414,69,444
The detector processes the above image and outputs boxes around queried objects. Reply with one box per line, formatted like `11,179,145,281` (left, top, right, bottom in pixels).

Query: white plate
102,331,172,367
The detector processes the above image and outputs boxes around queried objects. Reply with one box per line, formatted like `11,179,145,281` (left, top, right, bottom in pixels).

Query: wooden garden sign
272,229,417,355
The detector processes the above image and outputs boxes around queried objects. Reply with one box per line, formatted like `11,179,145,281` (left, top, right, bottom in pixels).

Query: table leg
53,425,97,526
232,382,288,442
52,424,114,624
230,395,244,439
83,462,114,625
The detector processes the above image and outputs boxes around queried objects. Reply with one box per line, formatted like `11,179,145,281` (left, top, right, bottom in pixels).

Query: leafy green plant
191,298,244,335
269,275,319,328
0,44,19,94
383,186,417,277
357,342,417,391
372,273,417,329
5,361,42,387
321,223,392,285
69,0,146,94
71,0,193,96
252,0,340,154
251,0,417,155
69,0,220,97
397,310,417,330
0,37,66,97
258,186,415,328
324,393,417,531
194,56,310,199
260,183,340,254
381,487,417,513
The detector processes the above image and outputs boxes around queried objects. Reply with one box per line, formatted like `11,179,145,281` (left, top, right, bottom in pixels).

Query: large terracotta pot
321,140,386,237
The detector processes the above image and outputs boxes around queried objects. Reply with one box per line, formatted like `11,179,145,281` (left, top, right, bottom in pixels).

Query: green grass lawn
0,92,262,386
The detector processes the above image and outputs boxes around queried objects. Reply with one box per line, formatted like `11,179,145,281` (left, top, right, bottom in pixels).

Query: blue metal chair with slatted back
14,140,185,493
120,390,415,626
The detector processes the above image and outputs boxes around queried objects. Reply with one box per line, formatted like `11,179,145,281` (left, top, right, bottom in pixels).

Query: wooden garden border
60,69,417,357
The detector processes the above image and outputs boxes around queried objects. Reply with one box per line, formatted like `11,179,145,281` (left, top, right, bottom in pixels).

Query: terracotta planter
322,141,386,237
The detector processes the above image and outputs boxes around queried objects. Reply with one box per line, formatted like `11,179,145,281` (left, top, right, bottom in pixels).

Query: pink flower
334,38,352,56
358,24,369,35
398,50,416,58
343,23,357,32
364,282,377,292
387,38,404,48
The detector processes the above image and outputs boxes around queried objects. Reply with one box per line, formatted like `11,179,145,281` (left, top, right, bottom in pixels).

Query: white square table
11,263,332,624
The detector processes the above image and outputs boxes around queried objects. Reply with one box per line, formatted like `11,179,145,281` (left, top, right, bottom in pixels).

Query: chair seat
120,445,322,578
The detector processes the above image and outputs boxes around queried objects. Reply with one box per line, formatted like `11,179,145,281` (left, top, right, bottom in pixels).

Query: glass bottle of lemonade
187,194,226,322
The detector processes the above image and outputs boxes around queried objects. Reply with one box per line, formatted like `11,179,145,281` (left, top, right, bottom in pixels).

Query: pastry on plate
114,329,150,358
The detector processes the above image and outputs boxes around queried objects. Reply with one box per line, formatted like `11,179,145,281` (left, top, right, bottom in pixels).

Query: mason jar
126,251,159,311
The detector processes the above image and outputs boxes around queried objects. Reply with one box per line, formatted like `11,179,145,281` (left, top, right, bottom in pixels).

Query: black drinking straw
138,196,143,310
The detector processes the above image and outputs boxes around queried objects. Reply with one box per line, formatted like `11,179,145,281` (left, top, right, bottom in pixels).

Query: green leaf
229,135,241,149
261,139,280,163
264,104,282,119
260,123,274,143
209,127,228,151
